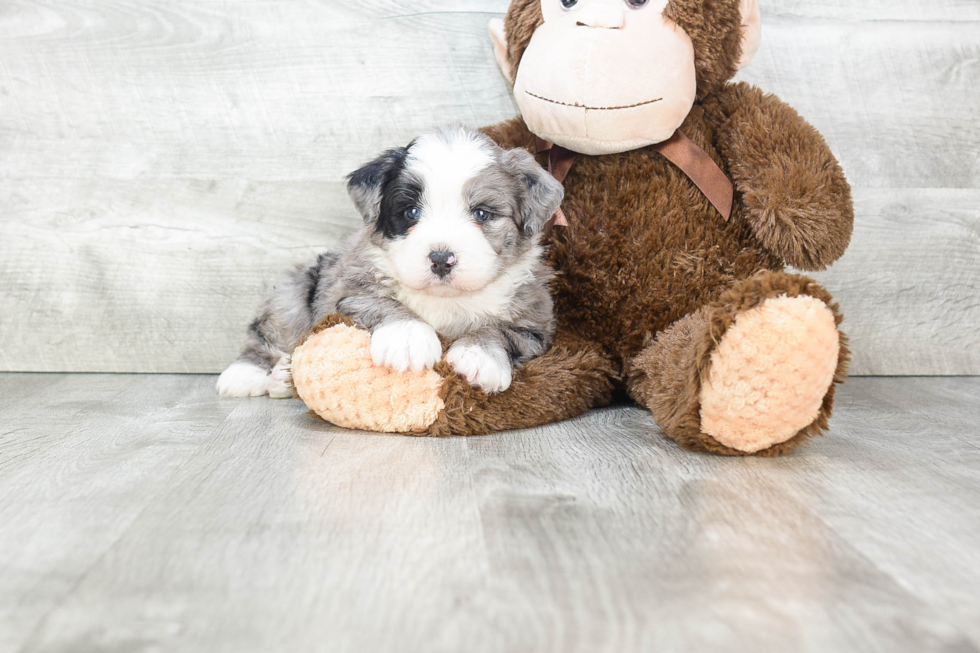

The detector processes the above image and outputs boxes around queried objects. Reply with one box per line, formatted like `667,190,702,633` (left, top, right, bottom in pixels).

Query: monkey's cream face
513,0,696,156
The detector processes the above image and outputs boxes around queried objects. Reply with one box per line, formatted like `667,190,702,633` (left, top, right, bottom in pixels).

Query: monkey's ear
503,148,565,236
737,0,762,70
345,147,408,224
489,18,515,83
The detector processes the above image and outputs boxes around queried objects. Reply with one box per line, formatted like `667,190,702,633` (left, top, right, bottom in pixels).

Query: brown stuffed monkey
292,0,853,456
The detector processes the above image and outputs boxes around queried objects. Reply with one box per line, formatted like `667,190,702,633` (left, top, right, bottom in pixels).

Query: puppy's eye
405,207,421,220
473,209,493,223
560,0,578,9
625,0,649,6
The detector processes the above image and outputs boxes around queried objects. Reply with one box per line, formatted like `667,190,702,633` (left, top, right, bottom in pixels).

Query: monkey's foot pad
700,295,841,453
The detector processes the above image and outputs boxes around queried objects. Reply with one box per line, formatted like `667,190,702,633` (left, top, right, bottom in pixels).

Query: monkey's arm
707,82,854,271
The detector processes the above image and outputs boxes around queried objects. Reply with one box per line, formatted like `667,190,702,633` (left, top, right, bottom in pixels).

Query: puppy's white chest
396,286,513,338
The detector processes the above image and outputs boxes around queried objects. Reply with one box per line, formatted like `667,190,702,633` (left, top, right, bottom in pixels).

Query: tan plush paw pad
291,324,445,433
700,295,840,453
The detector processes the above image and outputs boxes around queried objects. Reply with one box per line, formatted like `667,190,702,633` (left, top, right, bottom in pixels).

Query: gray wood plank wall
1,0,978,374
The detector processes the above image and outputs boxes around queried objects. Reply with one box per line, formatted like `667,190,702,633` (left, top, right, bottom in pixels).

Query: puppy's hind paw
268,355,295,399
216,362,270,397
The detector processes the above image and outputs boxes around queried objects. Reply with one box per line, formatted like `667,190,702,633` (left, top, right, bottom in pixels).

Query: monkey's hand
710,82,854,271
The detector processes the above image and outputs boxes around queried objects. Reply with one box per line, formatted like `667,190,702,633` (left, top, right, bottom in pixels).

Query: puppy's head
346,126,564,296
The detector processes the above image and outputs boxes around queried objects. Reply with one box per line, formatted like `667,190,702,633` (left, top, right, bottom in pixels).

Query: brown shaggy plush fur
303,0,854,456
626,271,850,456
424,330,618,437
484,0,852,455
705,84,854,270
478,89,853,454
663,0,746,99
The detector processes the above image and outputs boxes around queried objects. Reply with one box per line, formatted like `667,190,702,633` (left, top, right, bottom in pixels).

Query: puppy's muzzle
428,250,457,278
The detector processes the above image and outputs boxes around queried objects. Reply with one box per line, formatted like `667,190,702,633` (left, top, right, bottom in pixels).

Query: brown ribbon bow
535,130,734,229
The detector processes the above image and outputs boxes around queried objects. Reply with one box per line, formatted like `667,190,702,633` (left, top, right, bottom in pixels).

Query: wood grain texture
0,0,978,373
0,375,234,653
807,189,980,375
2,374,979,652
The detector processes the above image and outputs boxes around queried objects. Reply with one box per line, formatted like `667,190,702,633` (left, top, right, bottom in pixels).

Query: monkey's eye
473,208,493,223
405,207,421,220
626,0,649,7
560,0,578,9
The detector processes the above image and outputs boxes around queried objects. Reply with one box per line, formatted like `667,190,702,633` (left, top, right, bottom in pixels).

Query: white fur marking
216,362,270,397
447,342,512,394
407,129,494,201
370,320,443,373
387,128,501,297
368,244,541,339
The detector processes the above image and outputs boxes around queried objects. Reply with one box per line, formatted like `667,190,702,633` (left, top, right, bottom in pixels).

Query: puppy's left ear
346,147,408,224
503,148,565,235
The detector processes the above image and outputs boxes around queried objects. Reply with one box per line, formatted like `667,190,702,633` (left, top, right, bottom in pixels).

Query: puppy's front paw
446,343,512,393
370,320,442,373
216,361,270,397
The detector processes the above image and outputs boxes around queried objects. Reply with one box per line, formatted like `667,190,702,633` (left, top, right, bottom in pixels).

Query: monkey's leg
293,316,618,436
626,271,849,456
425,329,618,436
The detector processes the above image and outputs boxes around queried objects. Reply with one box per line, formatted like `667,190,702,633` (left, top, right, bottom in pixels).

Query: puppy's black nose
428,250,457,278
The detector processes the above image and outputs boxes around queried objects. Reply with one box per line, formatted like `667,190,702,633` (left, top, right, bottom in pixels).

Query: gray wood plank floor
1,375,978,653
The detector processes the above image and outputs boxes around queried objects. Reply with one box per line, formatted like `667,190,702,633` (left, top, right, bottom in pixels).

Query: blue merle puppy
217,126,564,398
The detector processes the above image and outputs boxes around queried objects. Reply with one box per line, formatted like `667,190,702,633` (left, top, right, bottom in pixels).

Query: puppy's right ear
346,147,408,224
